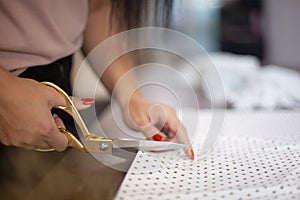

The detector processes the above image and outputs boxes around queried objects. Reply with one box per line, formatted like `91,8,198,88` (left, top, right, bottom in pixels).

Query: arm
82,0,194,159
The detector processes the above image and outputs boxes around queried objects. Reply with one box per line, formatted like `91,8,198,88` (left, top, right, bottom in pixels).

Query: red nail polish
191,149,195,160
81,98,96,105
152,133,164,141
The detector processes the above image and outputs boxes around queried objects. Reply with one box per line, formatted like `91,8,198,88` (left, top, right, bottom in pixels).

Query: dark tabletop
0,102,126,200
0,145,125,200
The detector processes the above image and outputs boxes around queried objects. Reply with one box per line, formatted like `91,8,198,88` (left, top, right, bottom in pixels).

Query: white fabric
115,110,300,200
209,53,300,109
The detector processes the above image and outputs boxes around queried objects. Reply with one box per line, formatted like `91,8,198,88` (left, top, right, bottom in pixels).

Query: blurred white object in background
208,52,300,109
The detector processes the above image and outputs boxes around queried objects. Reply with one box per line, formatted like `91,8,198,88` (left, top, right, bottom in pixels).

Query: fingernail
190,149,195,160
152,133,164,141
81,98,96,105
185,148,195,160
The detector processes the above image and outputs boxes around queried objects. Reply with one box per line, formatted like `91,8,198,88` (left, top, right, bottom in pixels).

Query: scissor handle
36,82,113,154
36,81,90,152
42,81,91,137
36,126,86,152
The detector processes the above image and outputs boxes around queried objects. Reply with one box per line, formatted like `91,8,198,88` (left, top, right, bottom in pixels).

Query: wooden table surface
0,145,125,200
0,103,126,200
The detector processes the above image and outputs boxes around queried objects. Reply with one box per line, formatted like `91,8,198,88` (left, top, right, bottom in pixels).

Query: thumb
139,124,165,141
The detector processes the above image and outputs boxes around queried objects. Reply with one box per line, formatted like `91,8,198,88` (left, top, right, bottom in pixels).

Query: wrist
0,67,17,94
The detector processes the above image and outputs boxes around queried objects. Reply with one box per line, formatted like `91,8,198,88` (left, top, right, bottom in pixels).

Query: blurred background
171,0,300,69
72,0,300,110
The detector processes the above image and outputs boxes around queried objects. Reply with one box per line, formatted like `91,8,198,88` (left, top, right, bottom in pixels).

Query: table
0,102,126,200
0,145,125,200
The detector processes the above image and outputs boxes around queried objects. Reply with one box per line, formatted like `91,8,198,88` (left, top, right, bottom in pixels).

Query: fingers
46,94,95,151
70,97,95,110
129,105,194,160
133,104,168,140
151,106,195,160
48,96,95,151
185,148,195,160
1,133,53,151
45,86,67,108
130,115,164,140
123,96,194,159
167,125,194,160
22,141,53,151
0,79,81,152
141,122,194,160
53,114,65,128
37,112,68,152
43,118,68,152
0,122,60,151
141,124,165,141
44,83,95,110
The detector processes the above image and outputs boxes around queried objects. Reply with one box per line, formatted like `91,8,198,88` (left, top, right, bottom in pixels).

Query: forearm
82,0,142,106
81,1,193,159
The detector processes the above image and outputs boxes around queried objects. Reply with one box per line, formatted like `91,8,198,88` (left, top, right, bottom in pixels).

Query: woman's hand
0,76,68,151
122,92,194,160
0,73,94,151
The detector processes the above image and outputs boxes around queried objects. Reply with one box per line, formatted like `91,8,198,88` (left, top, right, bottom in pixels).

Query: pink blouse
0,0,88,75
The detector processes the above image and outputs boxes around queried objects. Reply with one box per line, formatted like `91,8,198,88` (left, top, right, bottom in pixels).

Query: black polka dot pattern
116,135,300,200
115,112,300,200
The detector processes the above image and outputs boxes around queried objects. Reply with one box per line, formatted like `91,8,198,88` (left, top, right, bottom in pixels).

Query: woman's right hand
0,73,70,151
0,68,95,151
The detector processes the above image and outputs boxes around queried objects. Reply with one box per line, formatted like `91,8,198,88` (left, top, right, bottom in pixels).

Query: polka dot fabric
115,111,300,200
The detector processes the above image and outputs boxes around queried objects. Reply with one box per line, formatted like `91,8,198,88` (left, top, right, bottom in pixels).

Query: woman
0,0,194,159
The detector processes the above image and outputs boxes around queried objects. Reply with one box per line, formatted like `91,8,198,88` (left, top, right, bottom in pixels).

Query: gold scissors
38,82,185,154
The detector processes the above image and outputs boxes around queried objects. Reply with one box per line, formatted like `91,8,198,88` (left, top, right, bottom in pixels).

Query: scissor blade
112,138,186,151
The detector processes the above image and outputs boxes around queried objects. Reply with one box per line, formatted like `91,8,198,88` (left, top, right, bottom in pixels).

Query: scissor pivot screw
99,141,109,151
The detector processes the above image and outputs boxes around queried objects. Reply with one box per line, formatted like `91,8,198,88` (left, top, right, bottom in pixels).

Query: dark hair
110,0,174,29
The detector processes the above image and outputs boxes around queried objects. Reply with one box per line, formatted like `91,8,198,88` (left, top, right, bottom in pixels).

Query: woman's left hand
122,93,194,160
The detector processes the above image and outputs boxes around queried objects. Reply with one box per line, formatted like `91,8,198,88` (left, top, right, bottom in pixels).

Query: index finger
43,117,68,152
166,124,194,160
